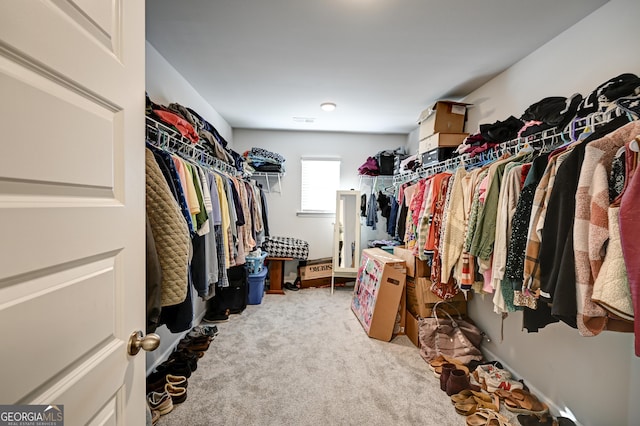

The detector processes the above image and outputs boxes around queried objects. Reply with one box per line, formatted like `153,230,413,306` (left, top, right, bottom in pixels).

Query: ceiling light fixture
320,102,337,112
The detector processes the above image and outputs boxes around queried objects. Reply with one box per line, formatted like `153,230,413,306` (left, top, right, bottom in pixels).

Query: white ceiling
146,0,608,135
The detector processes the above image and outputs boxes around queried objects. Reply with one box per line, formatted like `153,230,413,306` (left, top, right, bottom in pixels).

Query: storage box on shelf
351,248,407,342
417,101,470,140
419,132,469,153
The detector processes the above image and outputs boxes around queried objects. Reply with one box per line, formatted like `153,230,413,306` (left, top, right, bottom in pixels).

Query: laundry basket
245,252,268,274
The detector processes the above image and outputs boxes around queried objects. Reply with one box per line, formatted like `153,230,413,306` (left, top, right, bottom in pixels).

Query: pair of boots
440,362,471,396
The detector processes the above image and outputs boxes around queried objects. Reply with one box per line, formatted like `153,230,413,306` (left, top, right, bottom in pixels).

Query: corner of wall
145,41,234,145
406,127,420,156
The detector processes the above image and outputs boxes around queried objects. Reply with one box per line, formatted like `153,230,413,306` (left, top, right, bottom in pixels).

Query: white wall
459,1,640,425
234,129,406,278
145,41,234,371
146,42,233,144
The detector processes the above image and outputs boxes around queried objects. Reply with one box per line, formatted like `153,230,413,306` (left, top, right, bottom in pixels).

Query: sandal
466,408,511,426
451,389,492,404
504,389,548,416
455,396,498,416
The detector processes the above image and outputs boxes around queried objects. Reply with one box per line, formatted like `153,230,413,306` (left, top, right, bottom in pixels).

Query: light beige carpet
156,286,518,426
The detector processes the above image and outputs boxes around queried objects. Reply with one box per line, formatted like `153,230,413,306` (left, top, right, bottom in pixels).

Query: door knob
127,330,160,355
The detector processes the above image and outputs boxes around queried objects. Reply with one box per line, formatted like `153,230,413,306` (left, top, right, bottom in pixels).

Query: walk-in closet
1,1,639,426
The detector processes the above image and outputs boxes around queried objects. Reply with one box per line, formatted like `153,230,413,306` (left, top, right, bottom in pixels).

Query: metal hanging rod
145,116,239,177
393,108,636,186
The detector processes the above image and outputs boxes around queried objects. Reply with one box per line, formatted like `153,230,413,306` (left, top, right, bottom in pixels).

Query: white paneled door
0,1,146,425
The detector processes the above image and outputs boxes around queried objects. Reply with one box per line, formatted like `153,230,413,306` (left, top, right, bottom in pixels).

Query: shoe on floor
189,324,219,338
284,282,299,291
147,391,173,415
203,310,230,322
151,409,160,425
165,383,188,404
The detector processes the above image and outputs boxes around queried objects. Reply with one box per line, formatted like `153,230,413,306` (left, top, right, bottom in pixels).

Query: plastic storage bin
245,252,268,275
247,267,268,305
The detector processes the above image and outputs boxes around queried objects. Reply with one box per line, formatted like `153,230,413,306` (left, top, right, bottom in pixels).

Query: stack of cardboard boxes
392,246,470,347
417,100,470,166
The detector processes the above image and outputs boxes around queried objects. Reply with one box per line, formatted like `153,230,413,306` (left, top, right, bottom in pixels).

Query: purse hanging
418,301,484,365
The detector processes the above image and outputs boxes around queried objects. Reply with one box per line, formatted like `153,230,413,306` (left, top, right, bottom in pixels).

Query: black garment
521,94,583,132
206,265,248,316
538,115,631,328
160,276,194,333
577,73,640,117
252,164,284,173
523,300,559,333
378,191,391,220
191,234,208,298
388,197,399,237
480,116,524,143
146,215,162,334
397,200,408,242
361,194,367,217
227,178,245,226
259,187,270,237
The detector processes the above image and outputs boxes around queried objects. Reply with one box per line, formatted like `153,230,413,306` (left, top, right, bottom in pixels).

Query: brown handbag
418,301,484,364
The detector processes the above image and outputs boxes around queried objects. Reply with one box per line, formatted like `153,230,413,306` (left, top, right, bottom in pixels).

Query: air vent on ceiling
293,116,316,123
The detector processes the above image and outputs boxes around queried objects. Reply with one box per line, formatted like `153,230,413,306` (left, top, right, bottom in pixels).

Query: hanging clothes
144,148,191,308
573,120,640,336
538,116,631,328
619,143,640,356
503,153,549,307
440,167,469,285
491,163,526,314
366,191,378,230
149,146,194,234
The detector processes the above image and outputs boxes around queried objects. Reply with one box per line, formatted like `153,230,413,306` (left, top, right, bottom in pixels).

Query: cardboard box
405,309,420,348
418,101,470,140
299,257,333,280
406,277,469,318
392,246,430,278
351,248,407,342
418,132,469,154
297,275,352,288
394,285,407,335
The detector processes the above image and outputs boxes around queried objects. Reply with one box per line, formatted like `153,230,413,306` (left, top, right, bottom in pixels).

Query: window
299,157,341,215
